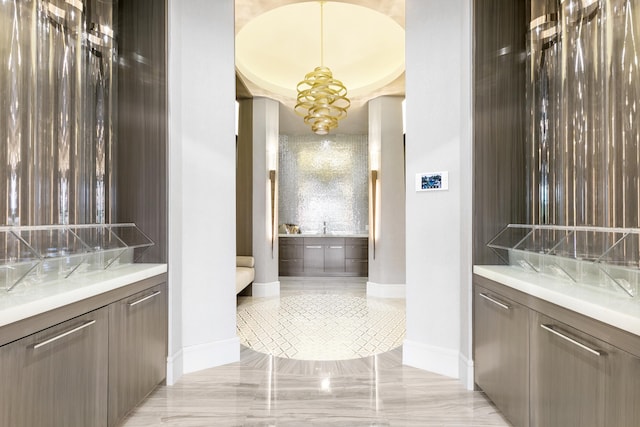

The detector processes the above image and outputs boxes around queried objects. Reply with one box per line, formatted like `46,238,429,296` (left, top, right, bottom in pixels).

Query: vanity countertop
474,265,640,337
0,263,167,328
279,233,369,238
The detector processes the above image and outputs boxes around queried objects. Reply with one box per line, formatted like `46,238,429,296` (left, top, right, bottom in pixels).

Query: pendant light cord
320,1,324,66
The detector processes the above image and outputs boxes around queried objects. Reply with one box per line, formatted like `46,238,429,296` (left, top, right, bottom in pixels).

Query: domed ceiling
235,0,405,134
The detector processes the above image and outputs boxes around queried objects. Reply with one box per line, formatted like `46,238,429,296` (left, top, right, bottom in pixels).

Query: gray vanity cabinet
280,237,368,277
473,285,529,427
108,283,168,427
530,312,606,427
0,308,109,427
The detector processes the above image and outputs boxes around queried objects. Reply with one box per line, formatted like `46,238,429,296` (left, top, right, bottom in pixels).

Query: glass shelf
0,224,154,292
0,231,41,292
488,224,640,298
107,224,154,263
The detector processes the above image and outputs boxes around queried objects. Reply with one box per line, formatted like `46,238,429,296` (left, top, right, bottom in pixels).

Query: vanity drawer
280,244,303,259
346,259,368,275
279,259,303,275
346,244,368,259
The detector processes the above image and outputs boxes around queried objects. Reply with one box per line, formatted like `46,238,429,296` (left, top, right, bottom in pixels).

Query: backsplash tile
279,135,368,234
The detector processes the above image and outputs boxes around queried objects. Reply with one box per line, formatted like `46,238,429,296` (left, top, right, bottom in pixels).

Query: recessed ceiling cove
235,1,405,101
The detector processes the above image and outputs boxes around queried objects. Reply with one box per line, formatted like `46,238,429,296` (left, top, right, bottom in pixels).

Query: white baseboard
166,348,184,386
252,280,280,297
366,281,406,298
459,353,475,391
402,338,459,379
182,336,240,375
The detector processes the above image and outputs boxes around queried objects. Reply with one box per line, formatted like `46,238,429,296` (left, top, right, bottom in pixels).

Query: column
251,97,280,297
367,96,406,298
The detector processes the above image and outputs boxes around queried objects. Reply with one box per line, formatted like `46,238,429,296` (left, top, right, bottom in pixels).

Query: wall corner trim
458,353,475,391
252,281,280,297
366,282,406,299
182,336,240,375
402,339,460,380
166,348,184,386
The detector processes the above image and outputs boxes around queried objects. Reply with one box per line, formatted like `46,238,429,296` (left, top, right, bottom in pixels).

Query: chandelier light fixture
294,1,350,135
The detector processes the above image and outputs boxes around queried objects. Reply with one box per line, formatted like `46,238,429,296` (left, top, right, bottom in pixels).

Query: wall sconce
269,170,276,258
371,170,378,259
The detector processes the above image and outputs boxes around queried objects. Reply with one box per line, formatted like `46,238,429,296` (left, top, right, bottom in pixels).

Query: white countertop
0,263,167,328
279,233,369,238
474,265,640,336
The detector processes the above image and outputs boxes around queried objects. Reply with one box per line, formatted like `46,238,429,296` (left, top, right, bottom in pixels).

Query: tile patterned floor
236,292,405,360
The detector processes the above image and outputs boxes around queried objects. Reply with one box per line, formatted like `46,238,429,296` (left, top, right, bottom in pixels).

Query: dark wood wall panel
116,0,168,263
473,0,528,264
236,99,253,257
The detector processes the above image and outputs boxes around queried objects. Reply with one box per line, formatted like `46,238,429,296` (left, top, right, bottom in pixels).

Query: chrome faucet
323,221,327,234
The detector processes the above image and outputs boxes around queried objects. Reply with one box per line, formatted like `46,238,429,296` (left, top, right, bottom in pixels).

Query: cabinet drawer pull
540,324,602,356
329,246,343,249
306,245,322,249
128,290,162,307
478,292,510,310
33,320,96,350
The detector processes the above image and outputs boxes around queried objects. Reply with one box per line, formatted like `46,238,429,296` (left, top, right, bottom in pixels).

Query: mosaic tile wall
279,135,368,234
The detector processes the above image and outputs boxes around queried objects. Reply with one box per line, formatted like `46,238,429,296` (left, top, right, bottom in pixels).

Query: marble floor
122,278,511,426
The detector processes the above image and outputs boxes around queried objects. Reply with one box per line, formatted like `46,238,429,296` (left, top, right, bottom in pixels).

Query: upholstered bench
236,256,255,295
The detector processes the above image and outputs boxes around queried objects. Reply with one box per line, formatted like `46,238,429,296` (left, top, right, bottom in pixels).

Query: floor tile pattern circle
237,294,405,360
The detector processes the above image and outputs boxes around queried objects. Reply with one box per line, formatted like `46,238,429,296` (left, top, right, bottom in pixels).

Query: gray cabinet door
108,283,168,427
0,308,109,427
530,312,606,427
473,286,529,427
324,244,346,273
303,244,324,274
606,348,640,426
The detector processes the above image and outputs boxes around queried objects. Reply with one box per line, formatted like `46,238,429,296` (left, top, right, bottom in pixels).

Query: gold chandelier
294,1,350,135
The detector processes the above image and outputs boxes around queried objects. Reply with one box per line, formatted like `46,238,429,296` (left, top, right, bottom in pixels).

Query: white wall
167,0,239,383
403,0,473,388
167,0,184,384
458,0,474,391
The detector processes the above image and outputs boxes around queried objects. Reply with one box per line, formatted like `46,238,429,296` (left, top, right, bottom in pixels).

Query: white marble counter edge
279,234,369,238
473,265,640,337
0,263,167,328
